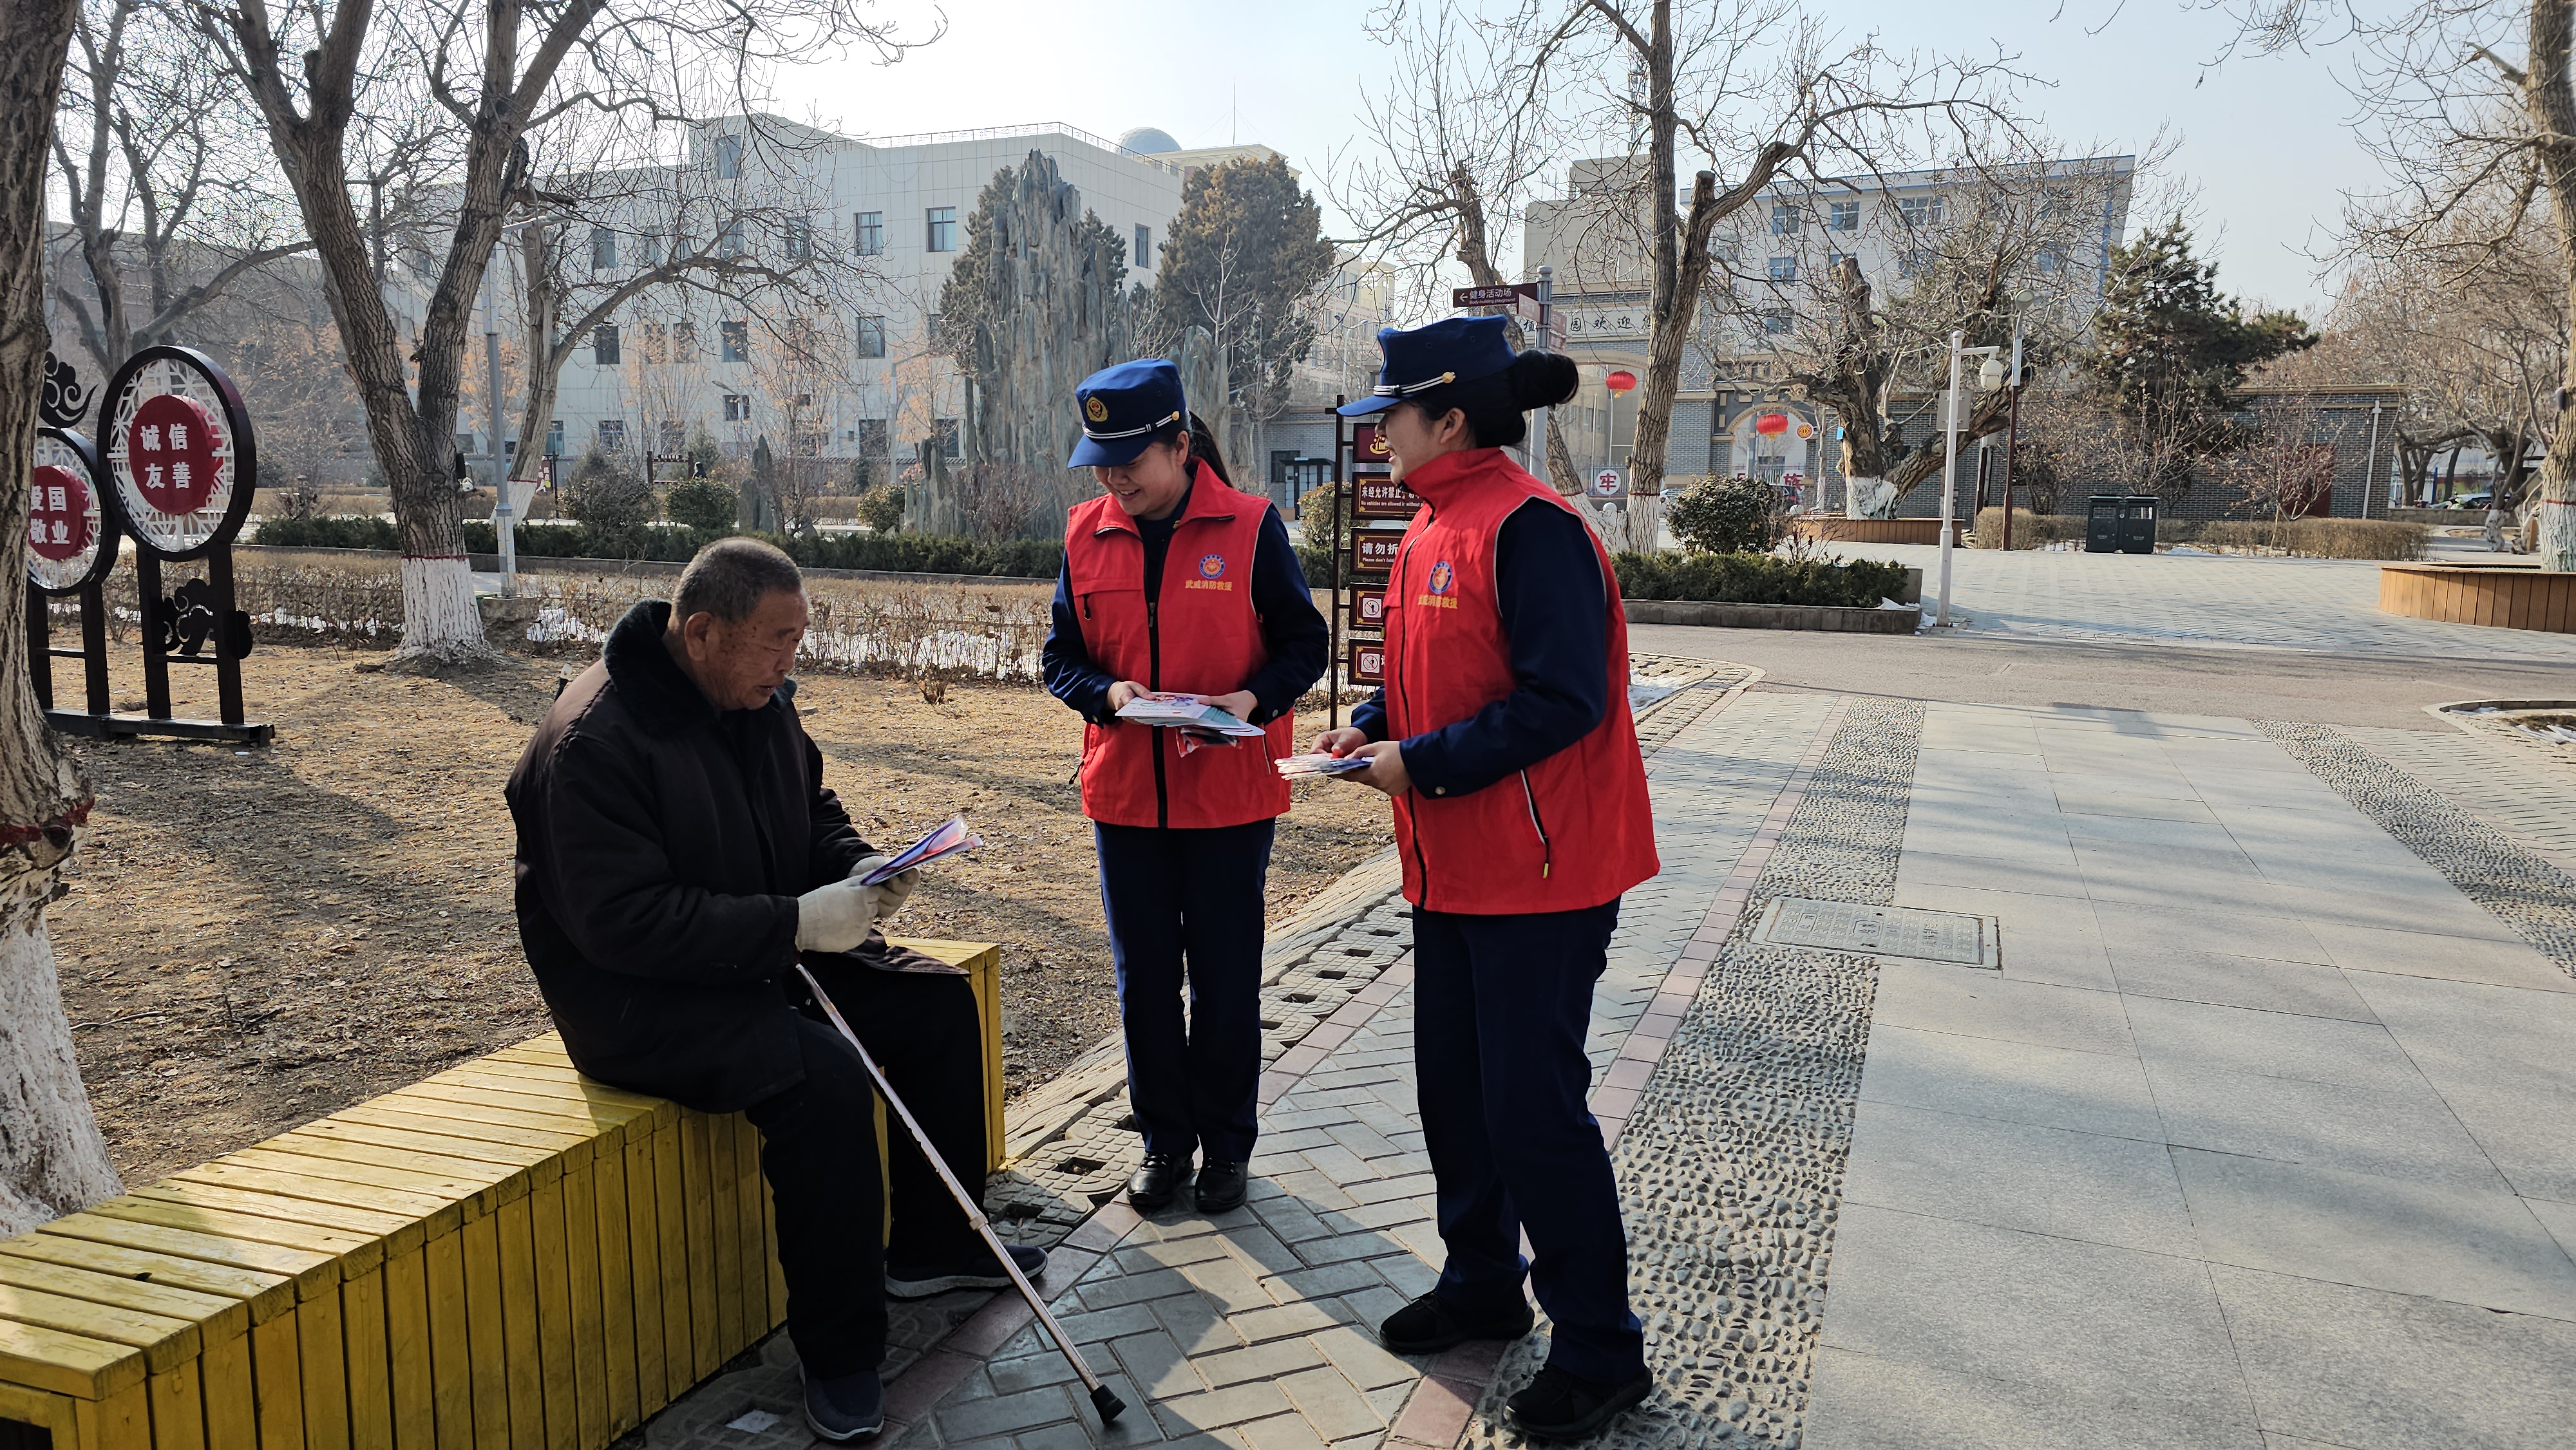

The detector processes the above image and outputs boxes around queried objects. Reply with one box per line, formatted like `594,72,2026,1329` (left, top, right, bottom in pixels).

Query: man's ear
679,610,717,659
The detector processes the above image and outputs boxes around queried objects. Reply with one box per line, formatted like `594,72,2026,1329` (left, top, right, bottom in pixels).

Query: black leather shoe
1504,1364,1653,1440
803,1367,885,1441
884,1244,1047,1299
1377,1291,1535,1355
1127,1152,1186,1212
1192,1160,1249,1213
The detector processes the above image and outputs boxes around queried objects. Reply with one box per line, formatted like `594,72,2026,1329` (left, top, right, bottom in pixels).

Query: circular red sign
1604,370,1638,393
1754,411,1790,435
126,393,222,515
28,464,95,561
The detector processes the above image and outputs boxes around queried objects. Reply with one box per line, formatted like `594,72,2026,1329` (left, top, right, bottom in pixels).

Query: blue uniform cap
1336,315,1519,417
1069,359,1188,467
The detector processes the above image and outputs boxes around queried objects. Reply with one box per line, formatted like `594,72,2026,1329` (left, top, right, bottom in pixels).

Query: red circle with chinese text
29,464,94,561
127,394,222,515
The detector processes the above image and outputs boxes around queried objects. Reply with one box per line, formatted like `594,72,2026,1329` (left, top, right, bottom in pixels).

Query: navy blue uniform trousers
1095,818,1274,1163
1414,899,1646,1384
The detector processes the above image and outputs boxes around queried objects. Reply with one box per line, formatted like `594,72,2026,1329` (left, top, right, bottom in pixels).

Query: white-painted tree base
392,554,498,667
1844,477,1900,519
0,911,121,1235
2541,497,2575,573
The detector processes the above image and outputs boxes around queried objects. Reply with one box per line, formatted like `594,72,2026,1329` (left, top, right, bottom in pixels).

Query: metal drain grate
1756,898,1997,968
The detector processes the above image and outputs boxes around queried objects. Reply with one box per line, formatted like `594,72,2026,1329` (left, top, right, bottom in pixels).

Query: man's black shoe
884,1244,1047,1300
1128,1152,1186,1212
1193,1160,1249,1212
804,1367,885,1441
1376,1291,1535,1355
1504,1365,1653,1440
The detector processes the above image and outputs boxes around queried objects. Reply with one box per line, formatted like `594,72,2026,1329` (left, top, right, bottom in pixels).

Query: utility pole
1999,315,2025,552
482,243,517,597
1531,265,1554,472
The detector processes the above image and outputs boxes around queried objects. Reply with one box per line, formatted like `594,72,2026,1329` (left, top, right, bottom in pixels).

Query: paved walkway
1831,543,2576,662
1809,702,2576,1450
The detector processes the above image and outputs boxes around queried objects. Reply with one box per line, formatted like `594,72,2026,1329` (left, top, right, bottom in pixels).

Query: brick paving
2344,724,2576,871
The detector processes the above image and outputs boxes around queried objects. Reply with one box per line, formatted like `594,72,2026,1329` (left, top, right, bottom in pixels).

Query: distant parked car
2450,491,2494,509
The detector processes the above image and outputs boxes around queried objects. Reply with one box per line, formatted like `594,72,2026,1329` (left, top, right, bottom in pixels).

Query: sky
770,0,2379,318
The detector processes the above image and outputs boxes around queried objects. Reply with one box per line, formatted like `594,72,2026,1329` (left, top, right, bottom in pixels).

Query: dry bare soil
53,644,1390,1185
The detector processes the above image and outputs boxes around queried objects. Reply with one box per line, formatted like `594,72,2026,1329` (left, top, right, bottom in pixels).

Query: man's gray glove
794,877,876,954
847,854,920,923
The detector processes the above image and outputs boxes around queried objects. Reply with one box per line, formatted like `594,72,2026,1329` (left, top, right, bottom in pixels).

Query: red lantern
1604,370,1638,393
1754,411,1790,436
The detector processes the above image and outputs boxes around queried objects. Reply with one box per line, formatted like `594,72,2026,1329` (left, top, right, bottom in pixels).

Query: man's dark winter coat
506,600,875,1110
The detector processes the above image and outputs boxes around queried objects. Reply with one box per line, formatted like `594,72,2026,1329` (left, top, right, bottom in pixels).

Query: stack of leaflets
1275,752,1370,780
861,815,982,883
1115,692,1267,739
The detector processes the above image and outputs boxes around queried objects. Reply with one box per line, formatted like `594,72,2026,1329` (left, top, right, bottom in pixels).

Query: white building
511,118,1278,485
1523,155,2132,505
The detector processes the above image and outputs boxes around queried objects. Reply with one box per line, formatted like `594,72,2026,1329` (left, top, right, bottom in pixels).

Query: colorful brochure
862,814,982,884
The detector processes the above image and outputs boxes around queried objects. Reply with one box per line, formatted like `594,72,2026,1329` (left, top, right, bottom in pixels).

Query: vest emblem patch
1418,558,1459,608
1184,551,1235,590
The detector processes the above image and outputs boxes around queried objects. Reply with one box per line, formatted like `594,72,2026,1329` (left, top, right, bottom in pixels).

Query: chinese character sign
128,393,222,515
28,464,95,561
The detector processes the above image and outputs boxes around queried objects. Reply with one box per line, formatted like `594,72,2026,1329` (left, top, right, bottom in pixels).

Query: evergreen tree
2083,220,2316,494
1150,156,1338,428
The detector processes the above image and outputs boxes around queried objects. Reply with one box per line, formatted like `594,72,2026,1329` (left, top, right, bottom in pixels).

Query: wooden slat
0,1286,197,1375
522,1180,573,1450
292,1279,349,1450
705,1116,742,1360
108,1189,402,1267
418,1230,469,1450
0,1235,296,1326
759,1178,786,1337
35,1219,341,1301
168,1166,457,1243
728,1116,765,1344
589,1147,638,1435
457,1212,504,1450
676,1117,716,1382
73,1379,150,1450
388,1087,639,1146
291,1122,558,1184
146,1360,205,1450
647,1120,688,1402
338,1268,392,1450
556,1160,603,1448
255,1139,526,1213
246,1310,301,1450
321,1109,591,1173
0,1259,244,1345
196,1324,256,1450
0,1317,145,1399
377,1248,430,1450
490,1199,541,1450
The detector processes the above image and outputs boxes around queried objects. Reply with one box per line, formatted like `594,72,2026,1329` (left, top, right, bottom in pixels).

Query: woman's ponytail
1506,350,1582,410
1182,411,1233,485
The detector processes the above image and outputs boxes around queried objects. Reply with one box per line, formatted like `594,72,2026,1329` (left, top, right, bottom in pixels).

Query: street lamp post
1937,331,2009,628
1998,312,2025,553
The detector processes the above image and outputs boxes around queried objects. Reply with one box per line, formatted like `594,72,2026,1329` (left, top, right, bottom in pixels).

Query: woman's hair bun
1506,350,1582,410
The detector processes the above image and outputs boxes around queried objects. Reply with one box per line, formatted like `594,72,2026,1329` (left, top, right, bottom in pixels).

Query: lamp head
1978,355,2009,391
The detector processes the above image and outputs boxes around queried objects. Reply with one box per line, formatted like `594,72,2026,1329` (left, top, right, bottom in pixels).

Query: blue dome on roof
1117,127,1182,155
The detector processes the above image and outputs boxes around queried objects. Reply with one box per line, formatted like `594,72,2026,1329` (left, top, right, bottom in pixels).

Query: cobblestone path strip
1463,699,1924,1450
2342,723,2576,874
2262,721,2576,979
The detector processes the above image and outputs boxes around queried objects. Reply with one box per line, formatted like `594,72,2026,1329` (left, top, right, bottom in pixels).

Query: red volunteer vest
1065,465,1294,829
1383,447,1658,913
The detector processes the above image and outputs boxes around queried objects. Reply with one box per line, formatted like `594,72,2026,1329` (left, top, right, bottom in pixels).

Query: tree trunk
511,223,562,492
2528,0,2576,569
1,0,120,1237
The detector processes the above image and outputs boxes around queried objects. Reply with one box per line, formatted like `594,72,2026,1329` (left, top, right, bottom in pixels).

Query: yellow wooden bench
0,940,1003,1450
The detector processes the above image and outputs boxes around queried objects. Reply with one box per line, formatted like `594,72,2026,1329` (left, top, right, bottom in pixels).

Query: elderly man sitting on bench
506,537,1043,1441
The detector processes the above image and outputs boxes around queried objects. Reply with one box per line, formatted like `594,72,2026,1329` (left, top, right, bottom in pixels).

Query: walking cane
791,962,1130,1425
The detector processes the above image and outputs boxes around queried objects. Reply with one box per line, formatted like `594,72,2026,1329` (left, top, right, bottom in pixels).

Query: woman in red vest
1043,359,1329,1216
1316,317,1658,1440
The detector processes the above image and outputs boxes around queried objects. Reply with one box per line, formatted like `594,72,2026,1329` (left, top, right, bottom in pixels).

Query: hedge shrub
254,516,1065,578
1665,473,1786,554
1615,551,1911,608
252,515,404,551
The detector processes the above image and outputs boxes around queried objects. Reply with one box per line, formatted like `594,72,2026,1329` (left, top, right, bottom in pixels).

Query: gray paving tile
1151,1293,1245,1356
1277,1368,1386,1440
1842,1101,2197,1255
2170,1149,2576,1321
2088,901,2333,966
1059,1303,1166,1346
1819,1204,2254,1421
991,1351,1083,1395
1012,1422,1105,1450
1236,1414,1327,1450
1309,1325,1417,1391
2105,948,2378,1022
2211,1265,2576,1450
1869,962,2134,1056
2141,1059,2509,1192
2123,995,2428,1095
1229,1303,1340,1344
1858,1022,2164,1140
2302,920,2576,993
1108,1331,1208,1400
2525,1196,2576,1266
1268,1261,1390,1303
936,1386,1084,1443
1149,1382,1293,1436
1078,1268,1198,1312
1805,1346,2265,1450
1191,1336,1327,1388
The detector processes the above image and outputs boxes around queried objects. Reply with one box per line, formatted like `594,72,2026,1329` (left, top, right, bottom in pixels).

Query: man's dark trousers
1414,899,1645,1384
1094,819,1273,1164
746,957,989,1379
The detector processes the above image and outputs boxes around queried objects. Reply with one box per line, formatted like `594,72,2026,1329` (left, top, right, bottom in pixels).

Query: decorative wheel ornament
102,345,257,560
26,427,119,595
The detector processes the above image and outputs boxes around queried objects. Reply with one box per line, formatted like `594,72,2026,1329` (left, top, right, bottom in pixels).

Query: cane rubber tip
1092,1386,1128,1423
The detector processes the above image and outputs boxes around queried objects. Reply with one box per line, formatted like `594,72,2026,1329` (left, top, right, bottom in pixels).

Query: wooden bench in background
0,939,1003,1450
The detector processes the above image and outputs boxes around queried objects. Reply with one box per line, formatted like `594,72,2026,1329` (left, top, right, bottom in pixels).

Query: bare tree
1507,0,2025,499
3,0,121,1238
194,0,927,664
1336,0,1587,491
49,0,310,372
2224,0,2576,563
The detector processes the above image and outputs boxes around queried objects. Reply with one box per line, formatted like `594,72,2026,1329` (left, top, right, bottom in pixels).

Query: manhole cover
1756,898,1996,968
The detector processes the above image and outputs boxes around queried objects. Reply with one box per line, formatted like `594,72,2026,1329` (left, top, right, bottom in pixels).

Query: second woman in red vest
1043,359,1329,1214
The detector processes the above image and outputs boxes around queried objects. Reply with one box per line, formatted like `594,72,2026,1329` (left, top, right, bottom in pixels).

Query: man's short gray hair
672,537,804,624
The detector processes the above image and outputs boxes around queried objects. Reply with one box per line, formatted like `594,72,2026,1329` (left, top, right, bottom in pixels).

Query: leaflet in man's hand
1114,692,1265,738
862,815,982,884
1275,752,1368,779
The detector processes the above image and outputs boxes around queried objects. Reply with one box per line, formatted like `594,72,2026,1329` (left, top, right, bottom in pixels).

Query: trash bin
2118,494,2158,554
2085,495,2124,552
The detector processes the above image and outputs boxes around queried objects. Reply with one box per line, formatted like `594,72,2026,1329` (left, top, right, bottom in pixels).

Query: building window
1899,194,1946,229
855,419,889,458
1829,200,1859,231
723,394,752,422
1825,251,1856,272
658,420,685,454
546,420,564,457
1761,308,1793,335
855,211,883,255
638,232,663,268
672,320,697,355
1135,223,1151,268
926,206,958,252
715,134,743,180
592,324,621,366
590,228,618,271
1770,204,1801,236
639,322,666,364
2041,188,2072,220
721,320,748,362
933,417,961,458
1766,256,1797,282
786,215,811,261
597,419,627,451
855,314,886,359
1897,247,1935,278
719,220,743,259
927,312,945,345
2034,247,2065,275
